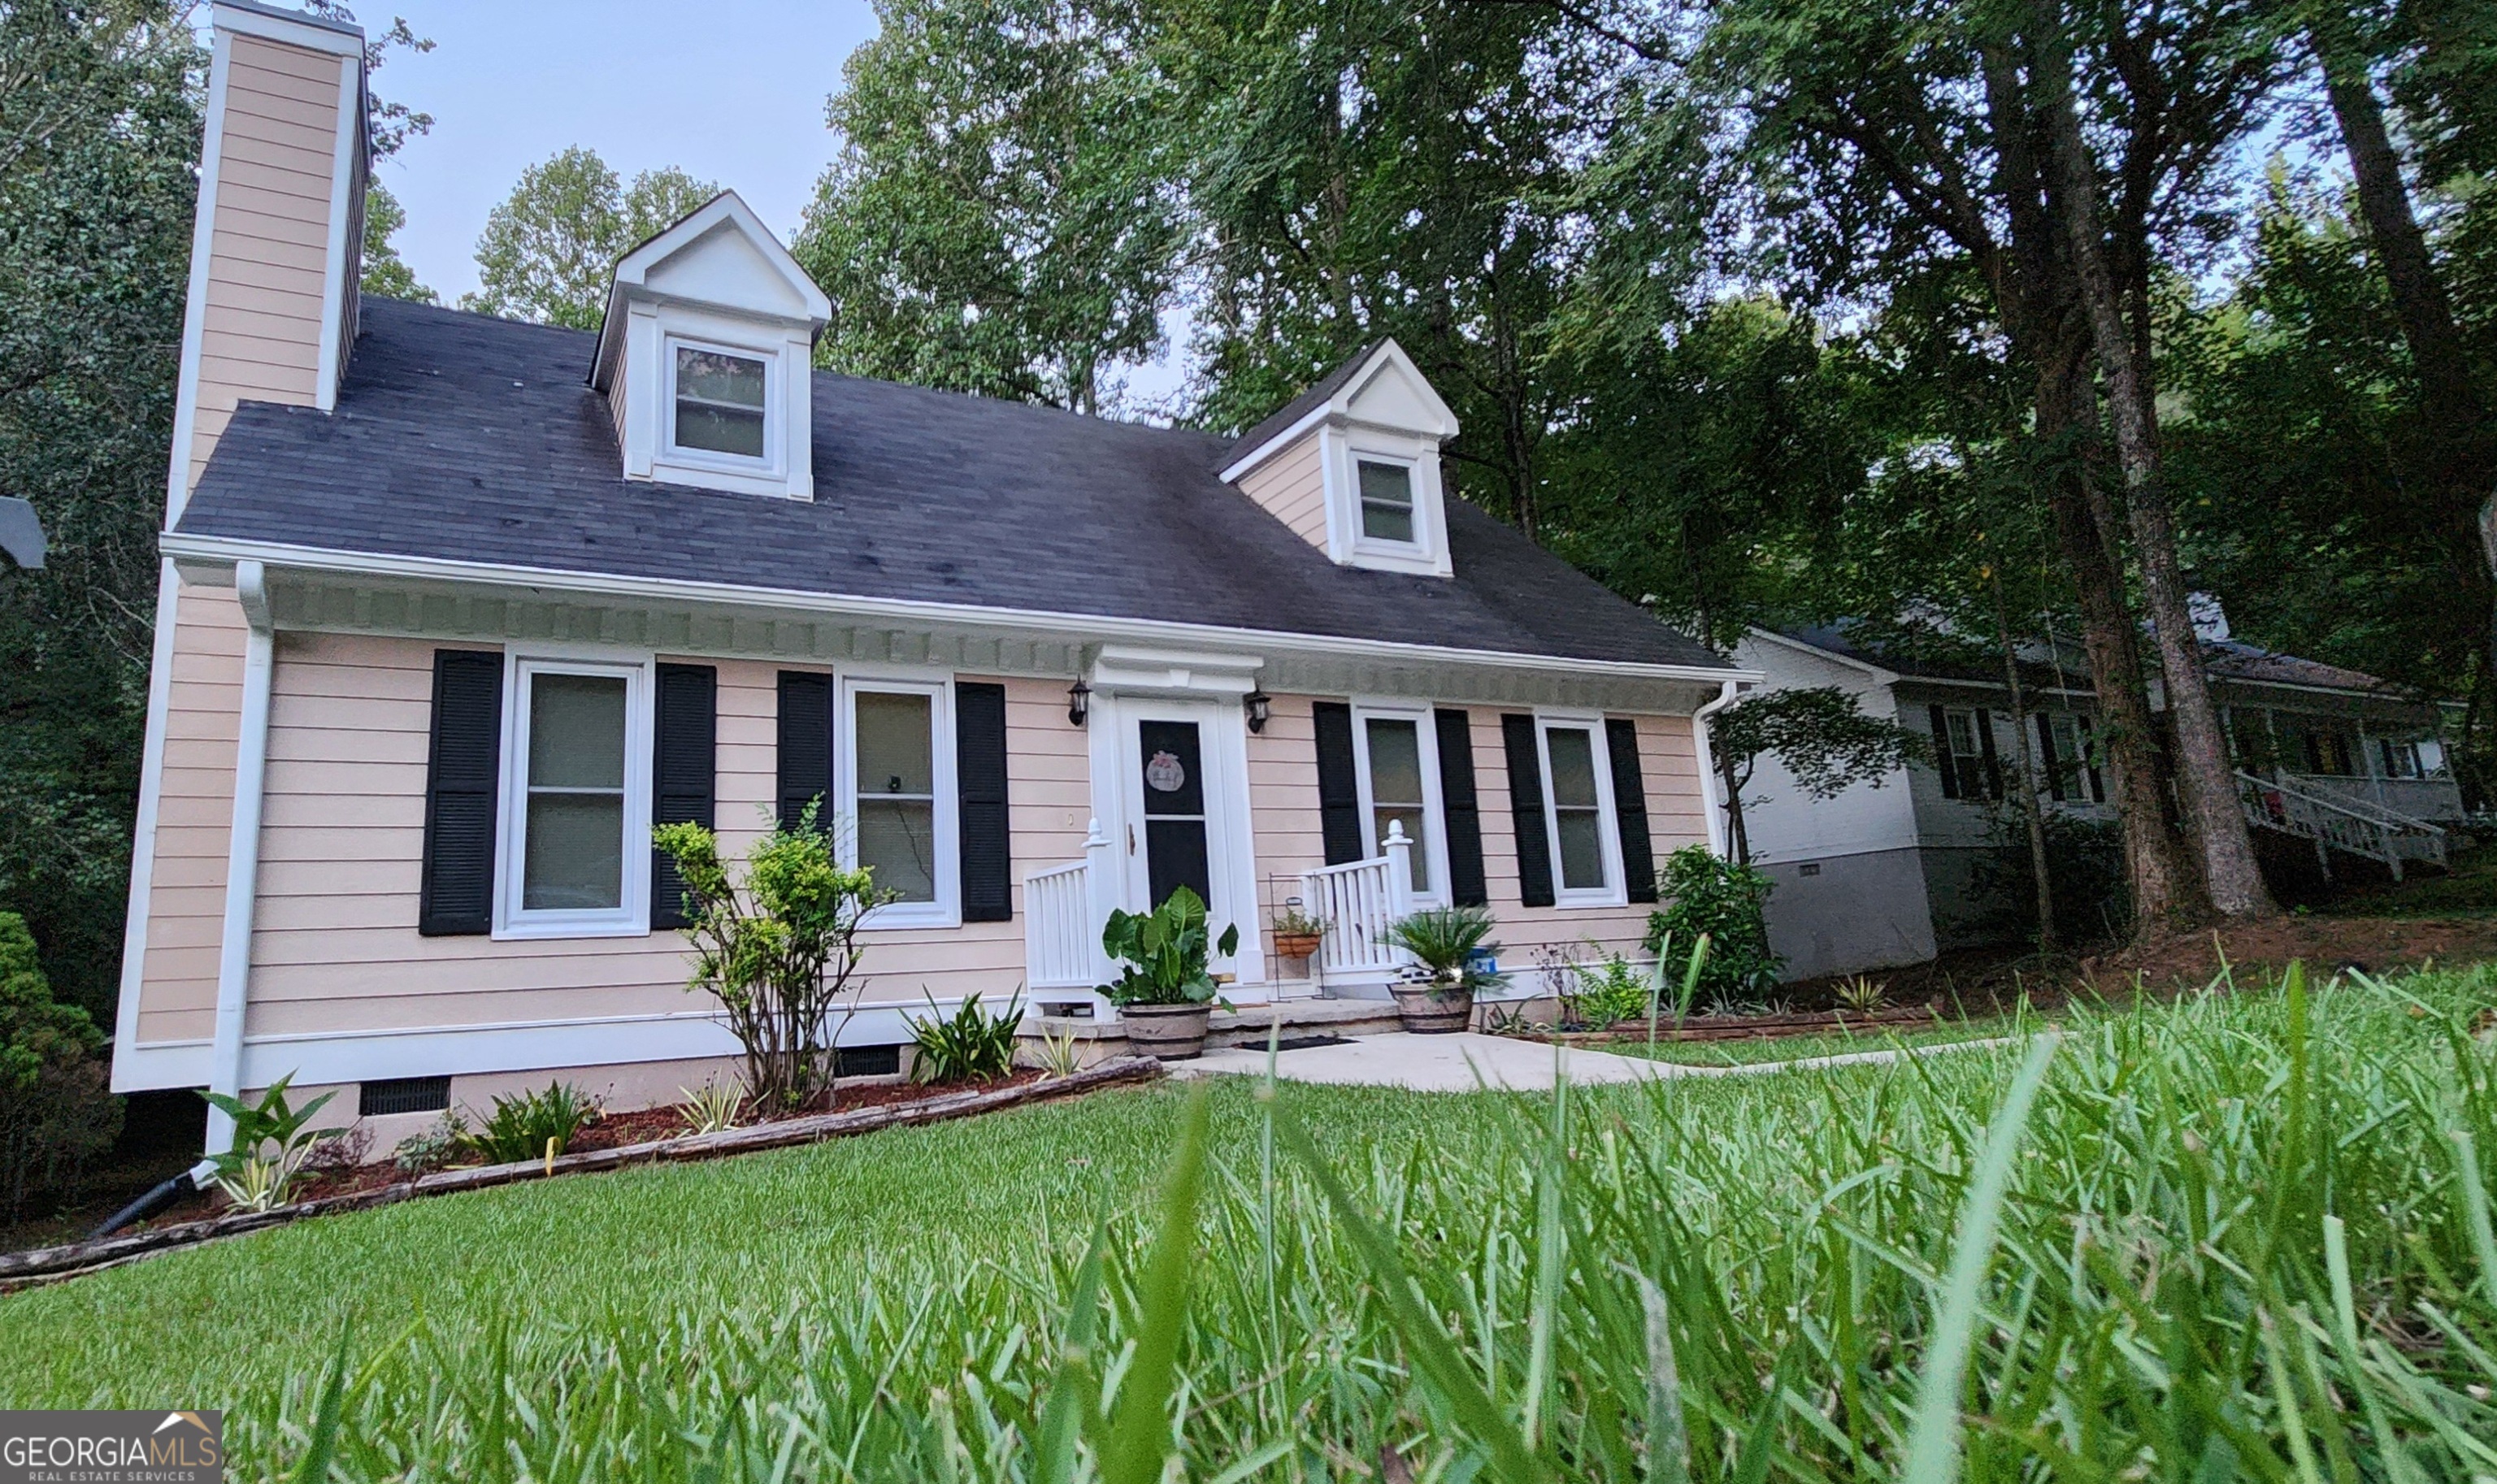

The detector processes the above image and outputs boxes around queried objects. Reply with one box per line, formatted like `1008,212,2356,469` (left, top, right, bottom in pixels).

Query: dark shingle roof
174,302,1724,670
2200,640,2401,696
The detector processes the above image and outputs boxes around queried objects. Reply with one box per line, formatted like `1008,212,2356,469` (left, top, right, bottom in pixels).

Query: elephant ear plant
654,800,896,1112
1100,886,1240,1006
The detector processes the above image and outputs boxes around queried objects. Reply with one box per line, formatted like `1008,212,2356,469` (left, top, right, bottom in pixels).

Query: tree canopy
463,148,719,329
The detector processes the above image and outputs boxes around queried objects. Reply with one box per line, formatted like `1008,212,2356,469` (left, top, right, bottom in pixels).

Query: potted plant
1100,886,1240,1060
1269,899,1325,961
1384,905,1506,1034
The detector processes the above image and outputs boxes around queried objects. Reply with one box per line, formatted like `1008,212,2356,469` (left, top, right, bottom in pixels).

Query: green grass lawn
1594,1014,2020,1065
3,966,2493,1482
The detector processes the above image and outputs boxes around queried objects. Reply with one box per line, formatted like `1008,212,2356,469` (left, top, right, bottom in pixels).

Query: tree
1708,684,1927,863
0,911,118,1221
464,148,719,329
793,0,1184,414
359,180,436,303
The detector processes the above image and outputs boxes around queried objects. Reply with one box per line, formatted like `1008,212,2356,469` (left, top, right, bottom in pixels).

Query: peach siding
186,32,342,487
1235,430,1328,548
1245,696,1709,984
133,588,251,1043
232,647,1086,1040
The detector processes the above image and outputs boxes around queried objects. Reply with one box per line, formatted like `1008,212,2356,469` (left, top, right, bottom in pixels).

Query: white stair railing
1023,858,1094,989
2235,770,2448,882
1299,822,1416,986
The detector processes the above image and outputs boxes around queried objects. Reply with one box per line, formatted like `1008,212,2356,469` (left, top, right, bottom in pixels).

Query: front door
1108,697,1262,988
1137,718,1213,908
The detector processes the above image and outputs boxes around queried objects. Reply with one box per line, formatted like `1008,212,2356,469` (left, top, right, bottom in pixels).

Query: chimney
165,1,367,523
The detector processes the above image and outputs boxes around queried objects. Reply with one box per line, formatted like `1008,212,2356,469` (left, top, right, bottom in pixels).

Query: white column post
1383,820,1414,921
1082,818,1120,1019
201,559,275,1165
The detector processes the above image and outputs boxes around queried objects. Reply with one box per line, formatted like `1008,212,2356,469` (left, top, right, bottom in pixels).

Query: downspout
1691,679,1742,858
197,558,275,1173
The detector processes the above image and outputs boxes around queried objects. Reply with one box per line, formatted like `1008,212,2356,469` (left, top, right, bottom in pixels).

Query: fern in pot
1384,905,1507,1034
1100,885,1240,1061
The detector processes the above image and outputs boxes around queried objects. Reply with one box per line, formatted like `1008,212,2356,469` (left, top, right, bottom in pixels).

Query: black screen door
1137,719,1211,909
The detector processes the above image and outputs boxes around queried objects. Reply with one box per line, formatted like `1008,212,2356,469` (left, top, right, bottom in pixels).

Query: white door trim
1087,691,1267,990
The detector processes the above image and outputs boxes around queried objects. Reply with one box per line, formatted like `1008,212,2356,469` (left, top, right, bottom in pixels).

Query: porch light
1244,689,1272,734
1066,679,1091,727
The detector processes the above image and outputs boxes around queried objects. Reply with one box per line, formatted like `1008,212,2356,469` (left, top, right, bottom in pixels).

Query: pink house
113,2,1746,1150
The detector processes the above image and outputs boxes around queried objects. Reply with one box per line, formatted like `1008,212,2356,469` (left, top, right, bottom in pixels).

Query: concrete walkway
1170,1031,2017,1091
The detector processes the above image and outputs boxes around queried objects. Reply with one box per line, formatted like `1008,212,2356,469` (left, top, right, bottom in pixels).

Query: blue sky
351,1,878,304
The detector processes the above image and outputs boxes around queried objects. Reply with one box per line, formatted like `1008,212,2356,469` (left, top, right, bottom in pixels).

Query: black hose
86,1169,196,1241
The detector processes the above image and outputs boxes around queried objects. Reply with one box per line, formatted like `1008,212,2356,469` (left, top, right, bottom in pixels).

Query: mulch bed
1510,1004,1942,1045
0,1061,1156,1293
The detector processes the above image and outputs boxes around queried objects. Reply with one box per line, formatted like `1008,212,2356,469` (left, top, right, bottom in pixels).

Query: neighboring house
112,3,1748,1148
1734,619,2460,980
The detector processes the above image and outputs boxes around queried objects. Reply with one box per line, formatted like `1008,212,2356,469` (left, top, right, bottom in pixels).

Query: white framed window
1353,704,1448,904
664,336,777,470
496,654,654,939
836,676,958,928
1535,712,1623,906
2044,714,2105,804
1355,458,1417,545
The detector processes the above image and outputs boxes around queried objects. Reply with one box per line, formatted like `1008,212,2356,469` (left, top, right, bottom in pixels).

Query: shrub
462,1082,597,1164
202,1074,341,1212
1646,844,1781,1007
1101,887,1240,1007
0,911,119,1219
1562,952,1651,1030
677,1079,745,1135
654,801,893,1111
905,992,1023,1084
391,1113,467,1175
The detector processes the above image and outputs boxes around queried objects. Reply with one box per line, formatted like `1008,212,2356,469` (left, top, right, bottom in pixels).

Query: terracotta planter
1271,931,1322,960
1119,1003,1213,1061
1391,986,1474,1035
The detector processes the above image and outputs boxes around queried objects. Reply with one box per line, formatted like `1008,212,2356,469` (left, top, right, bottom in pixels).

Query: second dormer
1218,340,1461,579
589,193,831,501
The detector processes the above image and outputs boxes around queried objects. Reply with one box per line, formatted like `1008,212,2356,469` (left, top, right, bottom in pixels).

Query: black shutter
956,681,1012,922
1605,718,1657,903
651,664,716,929
1928,705,1961,800
2037,713,2066,802
1434,708,1487,907
1501,714,1554,908
418,649,503,936
777,671,832,830
1312,701,1364,866
1976,709,2004,800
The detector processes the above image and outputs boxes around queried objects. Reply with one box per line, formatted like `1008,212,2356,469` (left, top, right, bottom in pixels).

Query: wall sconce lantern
1066,678,1092,727
1244,689,1272,734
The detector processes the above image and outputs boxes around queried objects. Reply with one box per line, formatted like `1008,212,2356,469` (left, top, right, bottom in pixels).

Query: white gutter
198,558,275,1171
159,532,1765,690
1691,678,1743,857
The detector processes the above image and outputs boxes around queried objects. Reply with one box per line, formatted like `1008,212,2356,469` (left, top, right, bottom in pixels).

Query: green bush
0,910,118,1219
904,992,1023,1084
462,1082,597,1164
1646,844,1781,1006
1100,886,1240,1006
1562,952,1651,1030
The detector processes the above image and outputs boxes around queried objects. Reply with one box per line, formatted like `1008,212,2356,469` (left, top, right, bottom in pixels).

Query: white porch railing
1299,822,1416,987
2236,770,2449,881
1023,820,1122,1002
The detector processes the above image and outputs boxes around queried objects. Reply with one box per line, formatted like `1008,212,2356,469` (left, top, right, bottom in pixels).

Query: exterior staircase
2235,770,2449,881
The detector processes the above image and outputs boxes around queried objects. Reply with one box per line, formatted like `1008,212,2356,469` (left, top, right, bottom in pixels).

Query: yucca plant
676,1078,745,1135
905,992,1023,1084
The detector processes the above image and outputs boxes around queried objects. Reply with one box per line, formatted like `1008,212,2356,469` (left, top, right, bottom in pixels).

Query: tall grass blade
1900,1035,2059,1484
291,1321,352,1484
1099,1086,1214,1484
1635,1272,1691,1484
1035,1226,1111,1484
2447,1124,2497,1304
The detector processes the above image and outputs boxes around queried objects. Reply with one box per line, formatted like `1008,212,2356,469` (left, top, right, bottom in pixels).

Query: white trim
660,332,783,477
1743,627,1900,684
1350,701,1451,906
109,562,186,1091
1088,690,1266,985
203,561,275,1152
1691,679,1739,857
314,52,358,412
162,31,231,525
493,653,655,939
1216,401,1333,484
1535,709,1627,908
157,534,1762,691
838,674,961,929
211,0,365,56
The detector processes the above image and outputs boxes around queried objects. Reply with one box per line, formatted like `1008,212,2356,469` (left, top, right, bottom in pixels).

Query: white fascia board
592,191,829,380
1744,626,1900,685
1217,401,1333,483
159,532,1764,690
213,1,365,55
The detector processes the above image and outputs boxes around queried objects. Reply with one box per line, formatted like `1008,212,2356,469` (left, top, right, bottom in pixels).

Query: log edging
0,1057,1166,1291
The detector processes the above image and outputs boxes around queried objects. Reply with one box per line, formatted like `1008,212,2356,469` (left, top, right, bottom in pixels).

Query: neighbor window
2380,738,2425,780
840,679,956,923
501,657,649,935
1358,712,1437,898
1357,459,1415,543
1939,709,2000,801
2043,714,2105,804
1537,717,1618,900
671,343,768,460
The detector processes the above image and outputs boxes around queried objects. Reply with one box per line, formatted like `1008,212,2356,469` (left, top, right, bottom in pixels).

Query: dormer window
670,342,770,462
1357,458,1416,544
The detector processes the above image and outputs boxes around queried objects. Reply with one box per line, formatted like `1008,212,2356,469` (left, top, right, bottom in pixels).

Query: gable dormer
588,192,831,501
1218,340,1461,579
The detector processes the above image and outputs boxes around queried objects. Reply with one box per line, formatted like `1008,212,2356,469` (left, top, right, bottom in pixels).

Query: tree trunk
1720,750,1752,865
1991,566,2059,952
2035,13,2274,920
